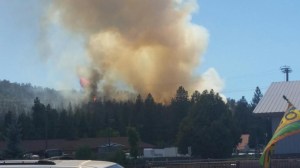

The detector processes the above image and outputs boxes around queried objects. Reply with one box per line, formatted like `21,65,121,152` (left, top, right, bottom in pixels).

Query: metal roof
253,81,300,114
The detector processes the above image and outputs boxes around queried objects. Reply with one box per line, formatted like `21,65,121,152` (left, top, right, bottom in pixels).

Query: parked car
44,149,64,158
0,160,123,168
23,153,40,159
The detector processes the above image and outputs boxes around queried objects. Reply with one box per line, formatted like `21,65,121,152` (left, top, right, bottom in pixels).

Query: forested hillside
0,80,66,114
0,80,269,158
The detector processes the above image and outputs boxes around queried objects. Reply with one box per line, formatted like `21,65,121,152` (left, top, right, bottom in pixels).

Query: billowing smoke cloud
46,0,224,102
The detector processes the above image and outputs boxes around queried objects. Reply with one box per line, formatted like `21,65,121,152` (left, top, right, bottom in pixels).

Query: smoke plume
46,0,224,102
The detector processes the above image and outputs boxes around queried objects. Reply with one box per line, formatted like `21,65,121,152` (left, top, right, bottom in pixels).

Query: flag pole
283,95,294,111
267,95,289,168
282,95,289,102
283,95,292,104
260,95,300,168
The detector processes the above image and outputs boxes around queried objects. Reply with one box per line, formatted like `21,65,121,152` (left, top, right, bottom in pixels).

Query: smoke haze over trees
0,80,267,159
40,0,224,103
0,80,66,113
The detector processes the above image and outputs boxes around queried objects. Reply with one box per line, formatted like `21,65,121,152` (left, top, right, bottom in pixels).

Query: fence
134,158,300,168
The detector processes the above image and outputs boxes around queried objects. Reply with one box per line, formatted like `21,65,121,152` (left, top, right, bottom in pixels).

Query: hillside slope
0,80,66,113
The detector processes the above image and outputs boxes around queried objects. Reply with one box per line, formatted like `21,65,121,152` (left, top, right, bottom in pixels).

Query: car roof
0,160,123,168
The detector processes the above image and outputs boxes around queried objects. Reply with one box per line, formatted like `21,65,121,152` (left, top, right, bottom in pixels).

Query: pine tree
177,90,240,158
248,86,268,149
18,112,34,140
127,127,140,158
168,86,190,145
31,97,46,139
251,86,263,110
235,96,252,133
4,112,22,159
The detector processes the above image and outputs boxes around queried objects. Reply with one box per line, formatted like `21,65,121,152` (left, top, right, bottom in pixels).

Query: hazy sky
0,0,299,102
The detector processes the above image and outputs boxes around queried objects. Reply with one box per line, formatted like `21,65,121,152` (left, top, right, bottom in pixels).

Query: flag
259,97,300,168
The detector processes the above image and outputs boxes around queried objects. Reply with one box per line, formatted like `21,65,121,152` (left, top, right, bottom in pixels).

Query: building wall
272,117,300,154
143,147,178,158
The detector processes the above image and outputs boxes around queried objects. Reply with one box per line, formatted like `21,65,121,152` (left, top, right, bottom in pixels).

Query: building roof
253,81,300,114
0,137,155,153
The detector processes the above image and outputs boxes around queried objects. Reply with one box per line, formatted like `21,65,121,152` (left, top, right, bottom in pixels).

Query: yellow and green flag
260,97,300,168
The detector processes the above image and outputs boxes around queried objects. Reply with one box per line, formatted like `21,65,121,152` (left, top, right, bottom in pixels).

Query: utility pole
45,106,48,150
280,66,292,81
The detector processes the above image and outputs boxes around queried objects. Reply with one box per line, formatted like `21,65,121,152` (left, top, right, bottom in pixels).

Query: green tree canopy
251,86,263,110
235,96,252,133
31,97,46,139
127,127,140,158
4,112,22,159
177,90,240,158
248,86,269,149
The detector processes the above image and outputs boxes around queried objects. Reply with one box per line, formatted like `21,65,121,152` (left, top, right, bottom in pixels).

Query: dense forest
0,80,270,159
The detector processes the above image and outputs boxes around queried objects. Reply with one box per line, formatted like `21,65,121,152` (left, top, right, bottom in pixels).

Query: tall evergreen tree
4,112,22,159
31,97,46,139
248,86,269,149
45,104,59,139
133,94,143,128
168,86,190,145
141,94,156,144
127,127,140,158
235,96,252,133
4,111,14,137
18,112,33,140
251,86,263,110
57,109,70,139
191,90,201,104
173,86,189,103
226,98,236,114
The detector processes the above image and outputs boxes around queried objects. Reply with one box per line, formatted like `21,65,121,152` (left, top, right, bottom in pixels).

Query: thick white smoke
44,0,224,102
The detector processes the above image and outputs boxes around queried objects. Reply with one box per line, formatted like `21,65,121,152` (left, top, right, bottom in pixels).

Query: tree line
0,84,270,159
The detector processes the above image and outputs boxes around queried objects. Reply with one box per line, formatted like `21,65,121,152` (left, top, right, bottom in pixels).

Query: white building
143,147,179,158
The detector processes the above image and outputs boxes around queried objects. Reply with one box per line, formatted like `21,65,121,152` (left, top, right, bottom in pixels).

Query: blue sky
0,0,299,102
196,0,300,101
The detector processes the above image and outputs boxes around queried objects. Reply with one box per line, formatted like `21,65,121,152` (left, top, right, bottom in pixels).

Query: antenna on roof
280,65,292,82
